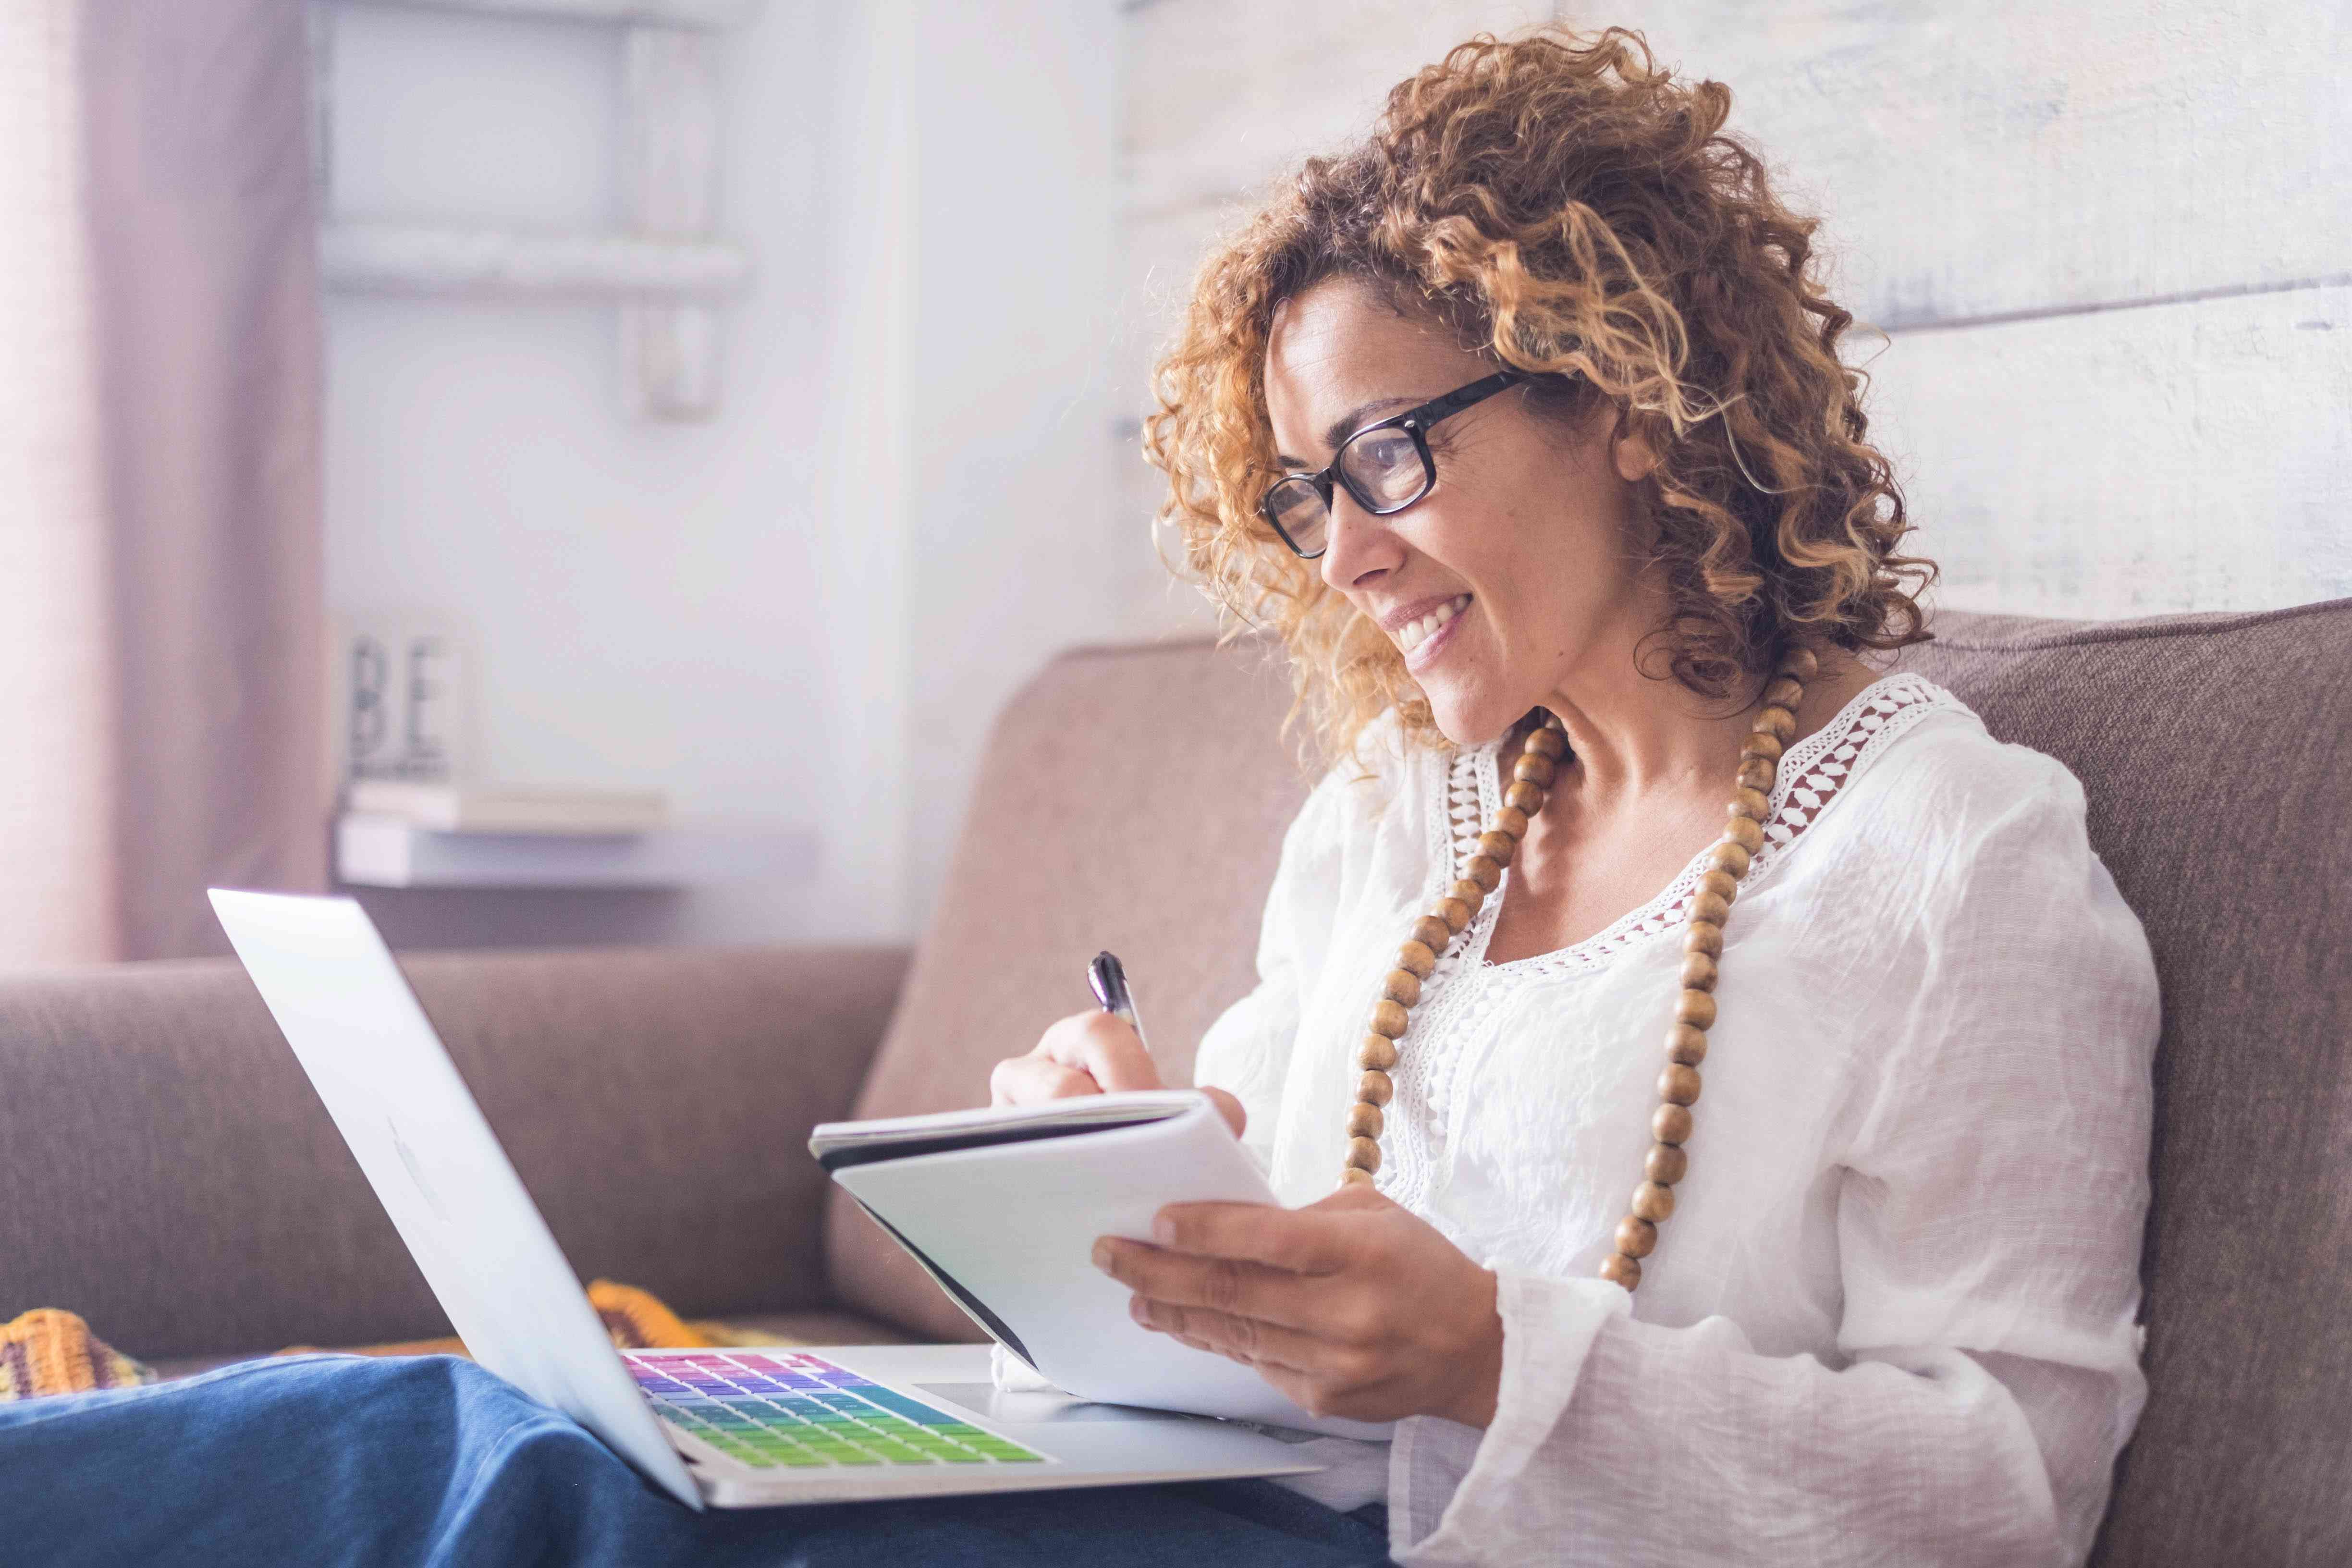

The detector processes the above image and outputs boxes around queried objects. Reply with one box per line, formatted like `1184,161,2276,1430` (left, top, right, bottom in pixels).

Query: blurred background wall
8,0,2343,964
319,0,1149,951
224,0,2352,951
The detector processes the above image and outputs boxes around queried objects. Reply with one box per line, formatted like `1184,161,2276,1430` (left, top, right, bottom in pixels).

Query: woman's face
1263,277,1659,746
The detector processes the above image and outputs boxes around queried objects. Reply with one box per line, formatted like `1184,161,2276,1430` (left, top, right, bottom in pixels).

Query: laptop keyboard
626,1351,1048,1470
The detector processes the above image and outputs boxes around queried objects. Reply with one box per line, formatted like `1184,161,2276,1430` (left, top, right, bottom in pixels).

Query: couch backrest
832,601,2352,1567
0,944,908,1359
1891,600,2352,1567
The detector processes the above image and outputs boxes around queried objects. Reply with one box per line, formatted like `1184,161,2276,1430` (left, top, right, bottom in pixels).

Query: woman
2,25,2153,1568
995,22,2154,1565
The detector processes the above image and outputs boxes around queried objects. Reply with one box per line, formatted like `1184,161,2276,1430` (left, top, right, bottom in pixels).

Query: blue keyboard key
857,1389,961,1426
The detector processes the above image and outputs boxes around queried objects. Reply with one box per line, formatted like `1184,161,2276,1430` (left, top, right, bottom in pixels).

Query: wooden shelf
319,221,751,299
335,814,814,888
336,0,756,29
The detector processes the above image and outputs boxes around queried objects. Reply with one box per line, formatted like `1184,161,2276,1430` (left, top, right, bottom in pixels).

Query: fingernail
1152,1214,1176,1245
1128,1295,1151,1326
1091,1239,1115,1271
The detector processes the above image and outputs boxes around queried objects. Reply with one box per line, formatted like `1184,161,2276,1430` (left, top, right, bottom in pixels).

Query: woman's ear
1612,414,1660,483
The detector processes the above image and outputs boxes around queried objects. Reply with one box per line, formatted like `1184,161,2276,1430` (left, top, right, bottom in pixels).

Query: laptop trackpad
917,1383,1188,1425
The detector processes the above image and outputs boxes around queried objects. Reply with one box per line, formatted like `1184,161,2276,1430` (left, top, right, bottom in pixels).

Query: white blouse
1189,672,2160,1567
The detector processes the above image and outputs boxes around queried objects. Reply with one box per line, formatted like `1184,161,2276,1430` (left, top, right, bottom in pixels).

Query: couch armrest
0,943,911,1361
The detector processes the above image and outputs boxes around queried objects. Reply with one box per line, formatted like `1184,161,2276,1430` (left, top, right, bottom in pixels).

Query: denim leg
0,1354,1395,1568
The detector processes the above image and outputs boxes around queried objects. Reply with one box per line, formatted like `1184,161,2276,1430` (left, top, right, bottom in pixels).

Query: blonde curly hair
1142,24,1935,769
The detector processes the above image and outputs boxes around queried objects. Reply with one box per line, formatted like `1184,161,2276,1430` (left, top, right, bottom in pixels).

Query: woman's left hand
1092,1183,1503,1427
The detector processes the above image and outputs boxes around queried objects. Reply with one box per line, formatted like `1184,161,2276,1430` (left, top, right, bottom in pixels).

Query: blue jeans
0,1354,1396,1567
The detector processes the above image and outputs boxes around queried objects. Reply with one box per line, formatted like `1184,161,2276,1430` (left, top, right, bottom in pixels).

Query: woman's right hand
988,1009,1247,1139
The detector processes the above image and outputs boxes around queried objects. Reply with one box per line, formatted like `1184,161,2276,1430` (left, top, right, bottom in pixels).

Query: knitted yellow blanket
2,1281,792,1401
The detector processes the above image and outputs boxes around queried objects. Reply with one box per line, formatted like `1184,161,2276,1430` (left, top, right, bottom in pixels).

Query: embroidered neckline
1460,672,1955,979
1372,671,1961,1214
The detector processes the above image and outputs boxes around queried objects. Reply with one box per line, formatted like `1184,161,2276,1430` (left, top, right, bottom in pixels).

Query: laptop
208,889,1323,1509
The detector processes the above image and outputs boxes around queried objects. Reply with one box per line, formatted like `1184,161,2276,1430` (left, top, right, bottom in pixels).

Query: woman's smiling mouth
1394,593,1472,667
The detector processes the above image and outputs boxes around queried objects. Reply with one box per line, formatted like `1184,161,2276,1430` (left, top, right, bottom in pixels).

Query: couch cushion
836,601,2352,1565
825,639,1310,1341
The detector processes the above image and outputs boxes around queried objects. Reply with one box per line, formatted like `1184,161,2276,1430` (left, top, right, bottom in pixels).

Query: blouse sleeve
1190,757,1354,1177
1394,755,2160,1568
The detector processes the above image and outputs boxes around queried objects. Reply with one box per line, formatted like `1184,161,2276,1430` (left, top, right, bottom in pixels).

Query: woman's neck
1531,643,1881,809
1536,662,1765,807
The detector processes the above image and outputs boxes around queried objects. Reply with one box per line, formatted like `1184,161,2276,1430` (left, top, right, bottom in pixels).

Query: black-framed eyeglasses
1258,368,1529,559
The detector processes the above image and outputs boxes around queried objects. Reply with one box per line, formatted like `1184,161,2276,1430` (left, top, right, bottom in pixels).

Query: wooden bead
1723,813,1764,854
1358,1033,1400,1071
1679,951,1718,992
1396,939,1438,979
1706,841,1752,879
1689,890,1731,927
1463,855,1503,892
1346,1136,1382,1173
1764,674,1805,709
1666,1024,1710,1066
1490,806,1530,840
1359,1069,1395,1107
1523,726,1567,760
1505,779,1544,814
1512,752,1556,788
1411,915,1453,953
1598,1252,1642,1290
1615,1216,1658,1258
1369,1000,1410,1038
1756,705,1797,743
1675,990,1717,1029
1653,1103,1694,1144
1432,896,1473,933
1697,868,1739,904
1347,1102,1384,1139
1736,757,1777,793
1382,968,1422,1007
1646,1142,1690,1185
1339,1165,1377,1188
1728,784,1771,821
1477,831,1518,866
1631,1180,1677,1222
1780,646,1819,682
1683,919,1723,957
1740,731,1784,764
1658,1063,1703,1105
1449,879,1489,915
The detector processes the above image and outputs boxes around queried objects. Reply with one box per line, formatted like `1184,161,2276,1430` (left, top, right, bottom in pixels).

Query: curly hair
1141,24,1935,769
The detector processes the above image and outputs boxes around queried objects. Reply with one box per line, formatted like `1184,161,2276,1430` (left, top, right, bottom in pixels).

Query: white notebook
810,1090,1394,1441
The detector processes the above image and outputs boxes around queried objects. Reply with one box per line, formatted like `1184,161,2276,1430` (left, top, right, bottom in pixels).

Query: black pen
1087,950,1152,1060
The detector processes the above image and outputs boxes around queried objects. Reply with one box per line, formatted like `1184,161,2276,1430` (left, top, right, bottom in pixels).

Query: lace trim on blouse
1376,672,1959,1213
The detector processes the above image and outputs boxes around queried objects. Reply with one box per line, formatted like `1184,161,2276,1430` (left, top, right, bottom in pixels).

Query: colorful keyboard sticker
625,1351,1048,1470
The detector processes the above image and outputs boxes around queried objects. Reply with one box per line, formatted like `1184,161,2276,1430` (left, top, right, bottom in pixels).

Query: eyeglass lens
1265,426,1434,555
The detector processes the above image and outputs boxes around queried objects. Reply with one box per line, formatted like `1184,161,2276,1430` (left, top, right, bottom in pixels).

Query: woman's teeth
1396,595,1470,654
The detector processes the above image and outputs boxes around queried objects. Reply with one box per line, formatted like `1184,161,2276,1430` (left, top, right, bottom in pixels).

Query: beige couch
5,604,2349,1565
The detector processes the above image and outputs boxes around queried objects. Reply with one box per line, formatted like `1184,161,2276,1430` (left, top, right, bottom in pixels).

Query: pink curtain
0,0,324,967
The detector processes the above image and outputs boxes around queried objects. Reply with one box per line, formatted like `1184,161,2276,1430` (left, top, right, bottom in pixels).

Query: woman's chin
1421,688,1522,750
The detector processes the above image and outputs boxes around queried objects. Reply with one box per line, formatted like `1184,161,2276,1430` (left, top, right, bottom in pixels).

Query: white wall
1114,0,2352,619
322,0,1136,949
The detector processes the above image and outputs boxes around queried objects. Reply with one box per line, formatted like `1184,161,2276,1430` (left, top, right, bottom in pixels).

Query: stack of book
344,782,669,835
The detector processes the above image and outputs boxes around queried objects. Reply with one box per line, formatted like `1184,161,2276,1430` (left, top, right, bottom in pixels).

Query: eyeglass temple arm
1400,368,1530,428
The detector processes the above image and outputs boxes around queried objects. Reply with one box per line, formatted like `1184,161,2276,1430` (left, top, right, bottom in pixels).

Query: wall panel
1115,0,2350,619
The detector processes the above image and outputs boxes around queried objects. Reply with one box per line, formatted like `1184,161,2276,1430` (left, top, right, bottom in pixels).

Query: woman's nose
1318,494,1402,593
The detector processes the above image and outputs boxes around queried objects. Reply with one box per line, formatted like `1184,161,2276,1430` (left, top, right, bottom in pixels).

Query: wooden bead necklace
1339,645,1821,1293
